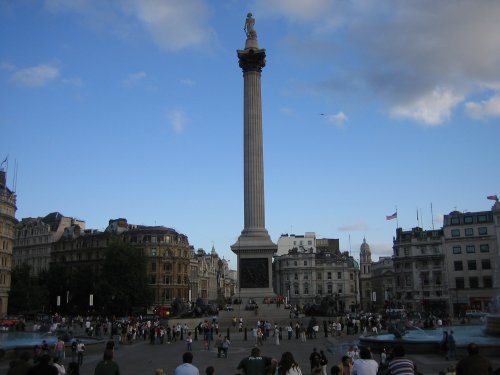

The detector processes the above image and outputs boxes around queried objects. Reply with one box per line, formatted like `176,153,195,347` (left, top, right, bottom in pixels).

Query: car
465,310,486,318
0,315,22,326
224,304,234,311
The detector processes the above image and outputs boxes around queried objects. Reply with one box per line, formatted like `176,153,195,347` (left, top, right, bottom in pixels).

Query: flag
0,156,7,168
487,195,498,201
386,212,397,220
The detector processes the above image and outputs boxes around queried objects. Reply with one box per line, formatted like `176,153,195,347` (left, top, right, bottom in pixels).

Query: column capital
237,48,266,73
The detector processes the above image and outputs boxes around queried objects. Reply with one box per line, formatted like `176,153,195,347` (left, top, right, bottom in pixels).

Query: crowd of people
4,312,500,375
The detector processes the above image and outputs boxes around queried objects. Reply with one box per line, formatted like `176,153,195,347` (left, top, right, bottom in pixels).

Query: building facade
13,212,85,276
443,202,500,316
0,170,17,316
273,243,359,312
276,232,316,256
392,227,448,313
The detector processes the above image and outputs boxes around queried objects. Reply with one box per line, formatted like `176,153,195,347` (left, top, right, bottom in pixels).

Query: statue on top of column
244,12,257,40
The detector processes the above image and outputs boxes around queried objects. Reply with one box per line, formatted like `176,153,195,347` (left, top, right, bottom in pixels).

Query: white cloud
46,0,213,51
263,0,500,126
465,95,500,119
123,71,147,87
167,109,187,134
62,77,83,87
10,64,59,87
326,111,348,127
256,0,335,22
180,78,195,86
280,107,294,115
338,222,368,232
389,87,463,126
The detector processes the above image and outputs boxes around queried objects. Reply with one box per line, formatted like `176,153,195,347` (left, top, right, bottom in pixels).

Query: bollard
244,327,247,341
194,328,198,341
227,327,230,340
180,329,184,340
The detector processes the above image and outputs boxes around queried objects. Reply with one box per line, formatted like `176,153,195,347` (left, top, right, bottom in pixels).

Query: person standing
93,350,120,375
337,355,352,375
54,338,65,362
320,350,329,375
351,348,378,375
278,351,302,375
447,330,456,360
222,336,230,358
237,347,273,375
275,326,280,345
76,340,85,367
456,343,492,375
186,332,193,352
174,352,200,375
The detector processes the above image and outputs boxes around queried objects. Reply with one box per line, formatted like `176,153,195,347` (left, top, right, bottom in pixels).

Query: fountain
359,324,500,356
485,295,500,336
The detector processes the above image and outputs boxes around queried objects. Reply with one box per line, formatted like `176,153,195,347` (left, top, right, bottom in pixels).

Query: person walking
320,350,329,375
186,332,193,352
278,351,302,375
222,336,230,358
93,350,120,375
174,352,200,375
456,343,492,375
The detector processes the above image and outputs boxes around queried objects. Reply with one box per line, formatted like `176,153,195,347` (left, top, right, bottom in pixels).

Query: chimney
0,170,6,187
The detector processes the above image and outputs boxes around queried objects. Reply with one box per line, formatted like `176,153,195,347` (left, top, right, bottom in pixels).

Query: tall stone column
231,13,277,301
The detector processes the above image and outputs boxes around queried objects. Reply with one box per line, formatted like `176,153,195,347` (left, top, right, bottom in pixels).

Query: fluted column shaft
243,69,265,231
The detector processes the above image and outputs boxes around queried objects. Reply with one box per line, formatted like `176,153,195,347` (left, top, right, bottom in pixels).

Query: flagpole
431,203,434,230
396,207,399,228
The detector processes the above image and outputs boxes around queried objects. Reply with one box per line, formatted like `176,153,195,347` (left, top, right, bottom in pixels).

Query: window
404,247,409,256
317,272,322,280
451,229,460,237
469,277,479,288
304,284,309,295
481,259,491,269
350,273,354,280
151,262,156,271
464,216,473,224
308,240,312,246
464,228,473,236
337,272,342,279
455,277,465,289
466,245,475,253
451,217,460,225
327,284,333,294
317,286,323,295
483,276,493,288
304,261,308,266
327,272,332,280
477,214,487,223
304,274,309,280
294,273,298,280
454,261,463,271
480,244,490,253
294,285,299,295
294,261,298,266
467,260,476,270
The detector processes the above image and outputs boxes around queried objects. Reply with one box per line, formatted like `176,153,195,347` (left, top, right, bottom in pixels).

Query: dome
360,237,371,254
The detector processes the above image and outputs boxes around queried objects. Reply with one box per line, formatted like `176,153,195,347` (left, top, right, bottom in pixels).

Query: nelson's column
231,13,277,302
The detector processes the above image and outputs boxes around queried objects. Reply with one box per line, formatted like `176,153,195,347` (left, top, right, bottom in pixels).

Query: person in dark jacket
456,343,492,375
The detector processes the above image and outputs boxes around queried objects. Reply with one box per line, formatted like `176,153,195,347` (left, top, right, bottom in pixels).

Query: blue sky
1,0,499,266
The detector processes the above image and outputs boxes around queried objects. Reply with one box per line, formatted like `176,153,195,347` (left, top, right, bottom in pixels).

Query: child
186,332,193,352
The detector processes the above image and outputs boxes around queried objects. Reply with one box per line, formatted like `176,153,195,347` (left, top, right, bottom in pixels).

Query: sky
1,0,500,267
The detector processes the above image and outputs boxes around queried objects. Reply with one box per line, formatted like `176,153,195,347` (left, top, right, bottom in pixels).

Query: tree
98,241,153,316
9,264,49,313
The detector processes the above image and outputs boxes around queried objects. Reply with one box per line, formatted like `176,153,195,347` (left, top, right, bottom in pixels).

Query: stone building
0,169,17,315
273,239,359,312
50,218,193,307
13,212,85,276
443,202,500,316
359,238,395,311
392,227,447,313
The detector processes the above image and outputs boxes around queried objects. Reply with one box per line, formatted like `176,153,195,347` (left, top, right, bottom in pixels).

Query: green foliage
9,264,49,313
97,241,153,315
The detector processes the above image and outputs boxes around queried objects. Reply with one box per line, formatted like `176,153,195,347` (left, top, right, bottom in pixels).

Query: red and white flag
487,195,498,201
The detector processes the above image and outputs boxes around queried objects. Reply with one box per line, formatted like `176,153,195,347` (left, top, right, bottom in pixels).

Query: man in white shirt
174,352,199,375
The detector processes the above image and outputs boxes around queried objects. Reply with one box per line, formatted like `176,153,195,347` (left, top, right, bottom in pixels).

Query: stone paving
3,325,499,375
